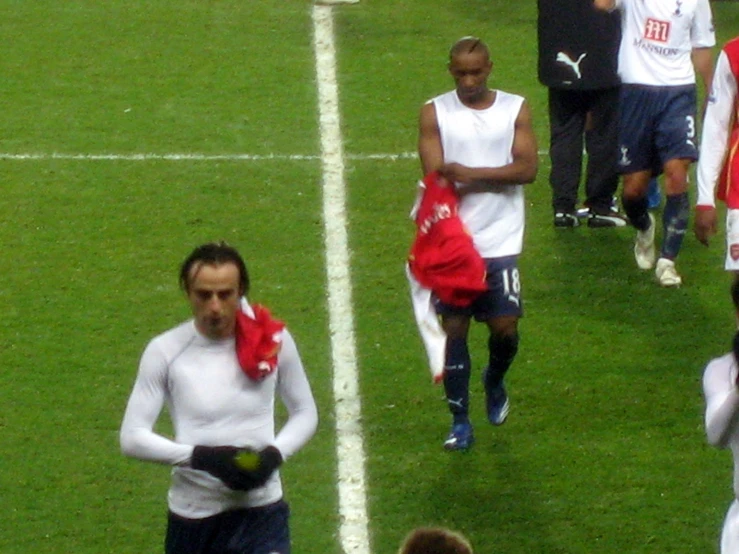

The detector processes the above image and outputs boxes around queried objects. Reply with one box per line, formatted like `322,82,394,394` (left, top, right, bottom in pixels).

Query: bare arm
440,100,539,190
418,102,444,176
593,0,615,11
692,46,715,115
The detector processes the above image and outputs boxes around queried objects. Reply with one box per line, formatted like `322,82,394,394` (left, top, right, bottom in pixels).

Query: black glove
191,445,261,491
191,445,283,491
233,445,283,489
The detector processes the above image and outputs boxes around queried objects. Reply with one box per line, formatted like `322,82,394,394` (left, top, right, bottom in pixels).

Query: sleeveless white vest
432,89,526,257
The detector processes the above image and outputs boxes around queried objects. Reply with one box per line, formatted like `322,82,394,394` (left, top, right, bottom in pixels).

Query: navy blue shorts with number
433,256,523,321
618,84,698,176
165,500,290,554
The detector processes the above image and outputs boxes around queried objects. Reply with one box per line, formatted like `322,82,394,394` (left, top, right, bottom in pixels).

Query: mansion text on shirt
632,38,681,58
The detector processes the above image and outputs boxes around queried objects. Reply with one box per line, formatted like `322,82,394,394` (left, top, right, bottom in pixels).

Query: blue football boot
443,422,474,451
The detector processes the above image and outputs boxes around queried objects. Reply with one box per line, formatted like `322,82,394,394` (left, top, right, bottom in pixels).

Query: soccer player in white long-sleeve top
703,277,739,553
120,242,318,554
695,36,739,271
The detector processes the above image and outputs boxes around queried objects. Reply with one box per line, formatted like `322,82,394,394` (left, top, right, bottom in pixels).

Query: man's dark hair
179,241,250,295
449,36,489,61
398,527,473,554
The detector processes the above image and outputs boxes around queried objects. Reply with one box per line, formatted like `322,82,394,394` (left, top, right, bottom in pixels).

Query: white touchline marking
0,150,549,161
0,152,420,161
312,5,371,554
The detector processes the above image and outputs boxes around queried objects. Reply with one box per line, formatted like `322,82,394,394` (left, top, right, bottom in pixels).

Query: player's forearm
456,160,538,189
706,407,739,449
274,404,319,460
418,104,443,176
696,143,722,207
695,178,718,208
120,426,194,466
419,140,444,176
696,101,732,207
592,0,615,11
692,47,714,96
272,331,319,460
705,382,739,448
696,136,726,208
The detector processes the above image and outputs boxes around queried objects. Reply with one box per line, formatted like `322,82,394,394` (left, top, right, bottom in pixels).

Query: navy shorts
433,256,523,321
165,500,290,554
618,84,698,176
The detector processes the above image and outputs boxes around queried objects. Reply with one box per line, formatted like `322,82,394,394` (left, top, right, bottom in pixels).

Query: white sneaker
634,213,656,270
655,258,682,287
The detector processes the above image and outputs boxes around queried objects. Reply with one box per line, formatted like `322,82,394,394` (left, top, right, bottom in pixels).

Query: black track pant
548,86,620,215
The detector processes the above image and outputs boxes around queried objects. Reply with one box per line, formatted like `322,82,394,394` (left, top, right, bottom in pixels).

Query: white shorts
726,210,739,271
721,499,739,553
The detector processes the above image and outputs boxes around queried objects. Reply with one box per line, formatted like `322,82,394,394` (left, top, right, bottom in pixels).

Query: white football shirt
614,0,715,86
120,320,318,519
697,49,738,207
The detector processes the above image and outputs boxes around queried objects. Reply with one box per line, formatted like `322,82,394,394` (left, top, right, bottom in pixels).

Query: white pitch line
312,5,371,554
0,150,550,161
0,152,419,161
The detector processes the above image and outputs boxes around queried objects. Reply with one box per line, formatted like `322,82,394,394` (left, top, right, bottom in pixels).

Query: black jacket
537,0,621,90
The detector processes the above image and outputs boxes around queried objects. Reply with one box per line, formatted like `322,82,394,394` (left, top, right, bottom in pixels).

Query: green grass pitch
1,1,738,553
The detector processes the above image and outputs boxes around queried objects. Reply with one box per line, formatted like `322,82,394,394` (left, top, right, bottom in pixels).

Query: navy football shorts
165,500,290,554
433,255,523,321
618,84,698,176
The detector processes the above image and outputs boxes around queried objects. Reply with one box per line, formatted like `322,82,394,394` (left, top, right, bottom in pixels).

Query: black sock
443,337,471,424
485,333,519,389
622,194,651,231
